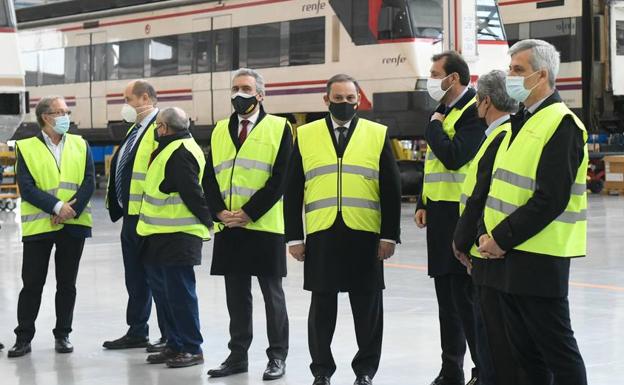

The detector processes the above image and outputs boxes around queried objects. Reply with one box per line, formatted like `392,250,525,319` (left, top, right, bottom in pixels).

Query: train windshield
476,0,506,40
378,0,443,40
0,0,16,29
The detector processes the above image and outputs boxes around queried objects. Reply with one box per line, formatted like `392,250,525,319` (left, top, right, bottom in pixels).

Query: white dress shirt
447,86,470,109
238,109,261,137
116,108,159,208
287,116,396,247
526,91,554,114
42,131,67,215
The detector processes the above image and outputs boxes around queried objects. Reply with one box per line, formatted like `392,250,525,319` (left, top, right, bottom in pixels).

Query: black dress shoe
146,338,167,353
55,337,74,353
8,341,31,358
147,348,178,364
207,360,249,377
166,352,204,368
0,342,4,350
263,359,286,380
430,375,465,385
312,376,331,385
103,335,149,350
354,375,373,385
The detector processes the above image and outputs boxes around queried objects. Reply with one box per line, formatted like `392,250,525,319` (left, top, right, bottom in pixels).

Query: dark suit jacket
202,106,293,277
17,132,96,241
106,113,158,222
284,115,402,293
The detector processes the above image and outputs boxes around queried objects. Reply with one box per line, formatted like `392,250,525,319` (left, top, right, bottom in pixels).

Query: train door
192,14,232,127
74,31,107,129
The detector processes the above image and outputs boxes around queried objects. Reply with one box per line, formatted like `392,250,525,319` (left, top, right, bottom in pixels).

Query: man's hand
431,112,446,122
58,199,77,221
378,241,396,261
289,243,305,262
478,234,506,259
452,241,472,272
217,210,237,227
414,209,427,228
227,210,252,228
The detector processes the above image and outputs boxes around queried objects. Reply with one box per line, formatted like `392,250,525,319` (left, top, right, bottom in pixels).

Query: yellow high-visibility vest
136,138,210,239
298,118,386,234
483,103,588,257
211,114,287,234
17,134,92,236
423,97,477,203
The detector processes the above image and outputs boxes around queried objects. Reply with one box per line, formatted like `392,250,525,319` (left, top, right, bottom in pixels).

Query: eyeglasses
45,110,72,117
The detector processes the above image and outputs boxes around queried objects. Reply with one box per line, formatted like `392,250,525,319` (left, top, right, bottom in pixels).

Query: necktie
115,123,141,204
239,120,250,145
337,126,347,155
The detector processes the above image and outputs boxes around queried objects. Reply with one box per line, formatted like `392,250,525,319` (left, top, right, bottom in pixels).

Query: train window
530,17,582,62
110,39,146,80
617,21,624,56
41,48,65,85
0,0,16,29
193,31,211,73
476,0,506,40
406,0,443,39
22,51,39,87
215,29,235,71
244,23,281,68
64,46,90,84
289,17,325,66
92,44,107,81
150,36,178,77
178,33,193,75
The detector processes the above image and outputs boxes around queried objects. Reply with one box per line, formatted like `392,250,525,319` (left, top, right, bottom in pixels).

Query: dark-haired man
285,74,401,385
414,51,487,385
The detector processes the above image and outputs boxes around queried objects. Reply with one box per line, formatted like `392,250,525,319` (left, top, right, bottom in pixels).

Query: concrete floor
0,191,622,385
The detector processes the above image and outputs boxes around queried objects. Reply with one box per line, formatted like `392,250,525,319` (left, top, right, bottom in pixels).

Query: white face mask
427,74,453,102
121,104,138,123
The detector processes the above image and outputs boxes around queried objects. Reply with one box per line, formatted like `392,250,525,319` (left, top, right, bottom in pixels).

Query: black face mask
329,102,358,122
232,94,259,115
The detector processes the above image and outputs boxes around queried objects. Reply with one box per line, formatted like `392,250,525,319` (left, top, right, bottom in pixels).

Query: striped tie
115,124,141,205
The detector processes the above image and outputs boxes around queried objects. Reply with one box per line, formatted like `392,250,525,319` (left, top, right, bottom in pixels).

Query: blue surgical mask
53,114,70,135
505,72,539,103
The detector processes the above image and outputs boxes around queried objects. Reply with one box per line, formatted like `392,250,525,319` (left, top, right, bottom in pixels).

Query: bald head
124,79,157,106
158,107,190,133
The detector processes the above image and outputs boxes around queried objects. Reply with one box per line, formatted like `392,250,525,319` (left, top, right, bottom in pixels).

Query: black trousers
121,215,166,339
308,290,383,378
496,290,587,385
224,274,289,362
15,231,85,342
433,274,480,381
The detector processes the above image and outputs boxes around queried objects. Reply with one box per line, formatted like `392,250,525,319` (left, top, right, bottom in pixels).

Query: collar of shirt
330,116,352,131
526,91,554,114
447,86,470,109
485,114,510,137
138,108,158,133
42,131,66,166
238,108,261,135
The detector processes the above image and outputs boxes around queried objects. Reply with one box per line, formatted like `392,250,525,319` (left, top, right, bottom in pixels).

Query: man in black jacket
140,107,213,368
284,74,402,385
415,51,486,385
9,96,95,357
204,68,292,381
475,39,588,385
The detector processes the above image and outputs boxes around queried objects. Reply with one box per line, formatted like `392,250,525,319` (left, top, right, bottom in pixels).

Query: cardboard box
604,155,624,190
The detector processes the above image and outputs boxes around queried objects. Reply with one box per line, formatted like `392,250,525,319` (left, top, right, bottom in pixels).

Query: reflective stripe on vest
105,119,158,214
136,138,210,239
17,134,93,236
483,102,588,257
211,114,287,234
422,96,477,203
298,118,385,235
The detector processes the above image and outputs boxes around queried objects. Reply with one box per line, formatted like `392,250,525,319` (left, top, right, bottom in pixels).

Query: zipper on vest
228,152,239,210
337,157,342,212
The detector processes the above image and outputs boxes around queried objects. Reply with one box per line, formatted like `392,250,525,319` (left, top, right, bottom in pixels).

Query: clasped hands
288,240,396,262
52,199,77,225
217,209,252,228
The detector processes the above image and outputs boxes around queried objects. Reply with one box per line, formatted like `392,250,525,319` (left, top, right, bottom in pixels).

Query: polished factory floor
0,191,622,385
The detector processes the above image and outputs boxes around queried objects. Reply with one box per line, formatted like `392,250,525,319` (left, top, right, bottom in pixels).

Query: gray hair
35,95,64,127
232,68,265,95
132,79,158,104
508,39,560,88
477,70,518,113
160,107,190,132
